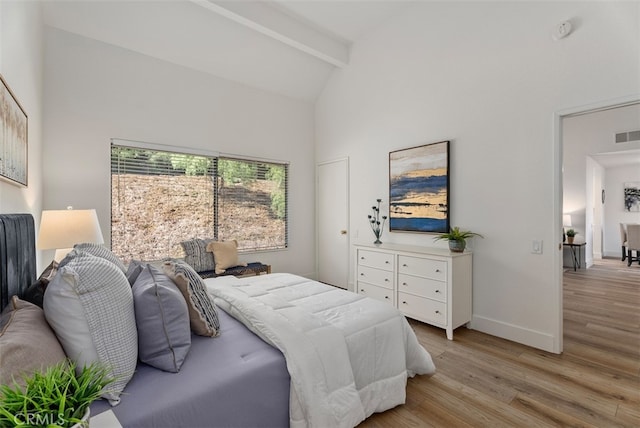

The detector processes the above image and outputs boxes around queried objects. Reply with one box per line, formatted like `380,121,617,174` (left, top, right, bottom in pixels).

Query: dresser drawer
398,274,446,302
398,292,447,326
398,255,447,281
357,250,394,271
357,282,394,306
357,265,393,289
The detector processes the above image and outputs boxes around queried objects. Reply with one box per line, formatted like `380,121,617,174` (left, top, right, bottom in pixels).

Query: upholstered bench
198,262,271,279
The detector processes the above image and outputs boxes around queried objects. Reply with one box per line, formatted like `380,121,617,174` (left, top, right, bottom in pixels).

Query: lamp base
54,248,73,262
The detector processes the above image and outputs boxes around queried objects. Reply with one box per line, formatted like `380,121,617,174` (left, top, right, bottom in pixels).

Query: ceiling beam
190,0,349,68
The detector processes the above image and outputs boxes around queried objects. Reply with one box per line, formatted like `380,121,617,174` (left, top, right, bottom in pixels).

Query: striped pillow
163,260,220,337
180,239,216,273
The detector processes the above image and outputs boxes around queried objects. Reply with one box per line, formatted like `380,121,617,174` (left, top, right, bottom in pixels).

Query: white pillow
44,250,137,405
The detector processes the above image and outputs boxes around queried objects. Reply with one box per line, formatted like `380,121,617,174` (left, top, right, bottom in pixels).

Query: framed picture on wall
624,182,640,212
0,74,28,187
389,140,450,233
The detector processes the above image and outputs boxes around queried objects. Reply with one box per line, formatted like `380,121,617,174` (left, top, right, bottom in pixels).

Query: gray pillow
73,243,127,273
180,238,215,272
163,260,220,337
133,264,191,372
44,250,137,405
0,296,67,387
126,260,145,285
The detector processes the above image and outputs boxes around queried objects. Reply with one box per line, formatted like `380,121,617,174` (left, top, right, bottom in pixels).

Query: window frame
110,139,289,261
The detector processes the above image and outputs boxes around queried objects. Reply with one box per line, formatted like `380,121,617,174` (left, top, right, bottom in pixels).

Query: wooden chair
620,223,628,261
626,224,640,267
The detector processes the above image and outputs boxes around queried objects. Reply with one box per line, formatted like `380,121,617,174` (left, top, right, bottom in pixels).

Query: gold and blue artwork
389,141,449,233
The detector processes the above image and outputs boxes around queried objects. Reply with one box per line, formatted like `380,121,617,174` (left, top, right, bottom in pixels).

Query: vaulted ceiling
42,1,410,102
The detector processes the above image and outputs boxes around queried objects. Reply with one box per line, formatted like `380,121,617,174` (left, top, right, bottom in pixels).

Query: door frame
553,94,640,354
316,157,350,287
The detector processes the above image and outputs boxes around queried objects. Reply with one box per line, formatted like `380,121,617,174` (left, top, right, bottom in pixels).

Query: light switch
532,240,543,254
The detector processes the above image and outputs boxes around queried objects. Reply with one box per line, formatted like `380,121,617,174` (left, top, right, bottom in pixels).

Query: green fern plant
434,226,483,243
434,227,483,253
0,361,113,428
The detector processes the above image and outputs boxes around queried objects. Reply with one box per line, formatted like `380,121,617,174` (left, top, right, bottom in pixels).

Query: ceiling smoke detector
553,20,572,41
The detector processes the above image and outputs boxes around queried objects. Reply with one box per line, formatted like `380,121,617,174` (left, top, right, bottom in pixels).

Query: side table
563,242,586,271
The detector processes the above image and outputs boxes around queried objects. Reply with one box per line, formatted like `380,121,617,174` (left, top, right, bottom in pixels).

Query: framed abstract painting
389,141,449,233
0,74,28,186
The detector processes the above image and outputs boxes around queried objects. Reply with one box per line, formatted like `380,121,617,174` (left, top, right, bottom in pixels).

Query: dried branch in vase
367,199,387,244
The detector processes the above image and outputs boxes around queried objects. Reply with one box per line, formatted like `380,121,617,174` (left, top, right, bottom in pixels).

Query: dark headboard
0,214,36,310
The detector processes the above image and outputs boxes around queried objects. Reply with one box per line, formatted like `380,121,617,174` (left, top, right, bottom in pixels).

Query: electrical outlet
532,240,543,254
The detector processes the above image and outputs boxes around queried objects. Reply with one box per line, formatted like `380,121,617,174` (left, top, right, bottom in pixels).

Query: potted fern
565,229,577,244
0,361,113,428
434,226,483,253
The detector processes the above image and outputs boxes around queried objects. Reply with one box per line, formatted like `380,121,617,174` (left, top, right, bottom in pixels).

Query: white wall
0,1,43,218
0,1,44,271
604,165,640,257
316,1,640,352
43,28,316,276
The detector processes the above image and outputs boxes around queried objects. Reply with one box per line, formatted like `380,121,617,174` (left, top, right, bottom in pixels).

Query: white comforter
205,273,436,428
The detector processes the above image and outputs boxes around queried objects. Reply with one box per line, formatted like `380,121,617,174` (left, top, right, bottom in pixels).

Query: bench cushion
199,263,270,279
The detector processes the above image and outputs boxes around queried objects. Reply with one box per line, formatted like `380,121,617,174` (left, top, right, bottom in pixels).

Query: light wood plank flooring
359,258,639,427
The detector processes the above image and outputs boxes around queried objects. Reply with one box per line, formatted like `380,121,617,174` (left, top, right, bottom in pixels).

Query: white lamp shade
563,214,572,227
37,209,104,250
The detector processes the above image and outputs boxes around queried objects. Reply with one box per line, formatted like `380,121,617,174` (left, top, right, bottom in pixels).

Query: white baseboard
471,315,558,353
603,250,623,258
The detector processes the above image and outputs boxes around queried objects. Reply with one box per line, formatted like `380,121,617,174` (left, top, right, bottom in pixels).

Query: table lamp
37,207,104,262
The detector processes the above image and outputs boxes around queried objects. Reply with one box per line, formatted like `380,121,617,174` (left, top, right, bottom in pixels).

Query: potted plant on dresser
0,361,113,428
434,226,484,253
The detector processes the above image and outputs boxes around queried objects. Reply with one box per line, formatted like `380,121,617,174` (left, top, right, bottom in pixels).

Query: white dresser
354,242,472,340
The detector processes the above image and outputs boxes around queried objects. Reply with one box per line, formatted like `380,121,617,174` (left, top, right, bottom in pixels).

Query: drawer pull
435,310,440,314
360,256,365,260
435,269,441,273
385,260,390,264
402,301,407,305
360,273,364,276
384,278,389,282
385,296,389,299
360,289,365,292
435,289,441,293
402,282,407,286
402,263,408,267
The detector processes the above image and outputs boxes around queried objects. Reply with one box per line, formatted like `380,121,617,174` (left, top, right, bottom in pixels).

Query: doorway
557,97,640,353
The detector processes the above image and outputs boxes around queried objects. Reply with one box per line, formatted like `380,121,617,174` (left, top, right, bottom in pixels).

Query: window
111,142,288,262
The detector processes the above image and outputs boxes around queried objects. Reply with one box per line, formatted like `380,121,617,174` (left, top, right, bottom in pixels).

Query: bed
0,213,436,427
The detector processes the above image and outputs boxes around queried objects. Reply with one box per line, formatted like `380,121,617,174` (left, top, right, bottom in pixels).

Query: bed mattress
206,273,436,428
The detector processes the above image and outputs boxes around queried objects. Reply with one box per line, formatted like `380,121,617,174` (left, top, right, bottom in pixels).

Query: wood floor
359,258,640,427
